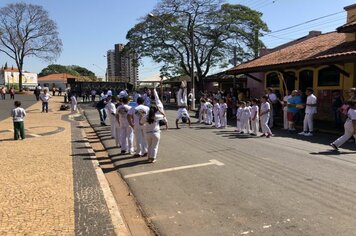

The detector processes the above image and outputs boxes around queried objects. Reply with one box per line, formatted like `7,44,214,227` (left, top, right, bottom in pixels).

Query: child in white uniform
205,100,213,125
260,96,273,138
140,106,164,163
105,96,117,139
219,98,227,128
199,97,206,123
117,97,134,154
250,99,260,136
240,102,251,134
235,102,242,132
330,100,356,150
70,93,77,113
212,98,220,128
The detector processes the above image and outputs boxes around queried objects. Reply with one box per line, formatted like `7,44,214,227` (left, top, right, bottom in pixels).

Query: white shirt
141,114,162,133
240,107,251,120
236,107,243,119
305,94,317,114
117,104,131,127
268,93,277,103
105,102,116,117
71,96,77,105
205,102,213,111
251,105,259,119
40,93,51,102
261,102,270,115
107,90,113,96
347,108,356,121
129,104,149,127
219,103,227,115
213,103,220,114
283,95,291,111
12,107,26,122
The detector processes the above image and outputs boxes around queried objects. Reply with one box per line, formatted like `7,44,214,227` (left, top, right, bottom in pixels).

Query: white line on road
124,159,225,179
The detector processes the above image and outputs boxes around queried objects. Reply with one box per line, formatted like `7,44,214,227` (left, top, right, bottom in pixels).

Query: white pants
213,111,220,128
236,120,241,131
332,120,356,148
283,110,288,129
251,118,259,134
134,127,147,155
109,115,116,138
199,107,205,122
240,118,250,133
120,126,134,153
114,125,121,147
261,114,272,134
146,132,160,159
303,113,314,132
206,110,213,124
220,114,227,127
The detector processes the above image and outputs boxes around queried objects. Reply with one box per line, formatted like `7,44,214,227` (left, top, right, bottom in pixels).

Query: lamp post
148,13,196,109
92,64,107,82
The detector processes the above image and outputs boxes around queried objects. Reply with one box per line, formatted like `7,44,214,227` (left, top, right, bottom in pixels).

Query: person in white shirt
176,83,191,129
204,100,213,125
116,97,134,154
330,100,356,150
235,102,242,132
219,98,227,128
107,89,113,96
239,102,251,134
212,98,220,128
39,89,51,113
152,87,168,130
70,93,78,113
299,88,317,136
105,96,117,139
281,91,291,130
12,101,26,140
250,99,260,136
199,97,206,123
128,97,149,157
140,106,164,163
260,96,273,138
267,88,277,128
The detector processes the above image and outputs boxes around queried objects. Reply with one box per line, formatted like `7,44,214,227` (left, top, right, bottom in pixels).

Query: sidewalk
0,96,117,235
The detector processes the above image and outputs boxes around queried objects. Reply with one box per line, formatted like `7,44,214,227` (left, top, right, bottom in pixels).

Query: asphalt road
0,94,39,122
83,104,356,236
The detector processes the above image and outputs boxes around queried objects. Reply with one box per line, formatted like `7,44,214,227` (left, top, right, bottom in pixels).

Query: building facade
0,68,37,90
106,43,139,86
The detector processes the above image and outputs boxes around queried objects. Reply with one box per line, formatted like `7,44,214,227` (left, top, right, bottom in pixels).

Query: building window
299,69,313,92
284,71,296,92
318,67,340,87
266,72,280,88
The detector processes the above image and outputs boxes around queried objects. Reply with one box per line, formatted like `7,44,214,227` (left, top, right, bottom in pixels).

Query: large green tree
39,64,98,81
126,0,268,87
0,3,62,90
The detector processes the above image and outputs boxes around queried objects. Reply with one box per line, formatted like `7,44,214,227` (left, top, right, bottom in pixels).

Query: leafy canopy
126,0,268,80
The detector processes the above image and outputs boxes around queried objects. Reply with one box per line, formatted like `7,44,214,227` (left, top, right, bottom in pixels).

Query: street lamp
148,13,196,110
92,63,107,82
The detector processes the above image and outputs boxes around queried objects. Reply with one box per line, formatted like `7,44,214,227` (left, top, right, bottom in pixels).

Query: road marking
124,159,225,179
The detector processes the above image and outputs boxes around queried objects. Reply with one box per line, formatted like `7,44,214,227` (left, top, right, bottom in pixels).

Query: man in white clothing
105,96,117,139
128,97,149,157
299,88,317,136
117,97,134,154
176,82,191,129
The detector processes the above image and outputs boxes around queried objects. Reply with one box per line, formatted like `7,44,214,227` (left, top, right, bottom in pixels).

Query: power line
265,11,344,35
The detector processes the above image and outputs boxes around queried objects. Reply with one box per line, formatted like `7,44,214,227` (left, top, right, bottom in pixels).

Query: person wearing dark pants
96,98,107,125
12,101,26,140
39,89,51,113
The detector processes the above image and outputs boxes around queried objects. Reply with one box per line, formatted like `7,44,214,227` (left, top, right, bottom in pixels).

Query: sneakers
298,131,313,136
298,131,306,135
330,143,339,151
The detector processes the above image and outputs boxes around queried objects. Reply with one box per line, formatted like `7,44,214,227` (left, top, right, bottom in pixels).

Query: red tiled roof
228,32,356,74
0,68,20,72
38,73,77,82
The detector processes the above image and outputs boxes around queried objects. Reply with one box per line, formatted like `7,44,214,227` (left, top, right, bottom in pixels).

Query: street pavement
0,96,117,235
84,104,356,236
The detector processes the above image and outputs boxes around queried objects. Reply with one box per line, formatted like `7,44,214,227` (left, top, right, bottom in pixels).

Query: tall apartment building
106,50,115,79
106,43,138,85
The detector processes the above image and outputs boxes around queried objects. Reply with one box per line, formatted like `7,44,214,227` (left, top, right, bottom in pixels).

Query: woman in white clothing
330,100,356,150
260,96,273,138
140,105,163,163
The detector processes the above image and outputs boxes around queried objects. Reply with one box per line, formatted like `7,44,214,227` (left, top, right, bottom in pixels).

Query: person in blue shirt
287,90,302,131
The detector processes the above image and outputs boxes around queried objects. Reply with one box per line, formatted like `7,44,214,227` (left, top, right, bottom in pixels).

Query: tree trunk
18,62,23,91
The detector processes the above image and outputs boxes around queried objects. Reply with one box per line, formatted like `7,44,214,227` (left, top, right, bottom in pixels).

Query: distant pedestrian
250,98,260,136
287,90,302,131
52,86,56,96
116,96,134,154
39,89,51,113
71,93,78,113
58,87,62,96
219,98,227,128
240,101,251,134
235,102,242,132
91,89,97,102
12,101,26,140
10,87,15,100
1,86,6,100
212,98,220,128
299,88,317,136
330,100,356,150
105,96,117,138
34,84,41,101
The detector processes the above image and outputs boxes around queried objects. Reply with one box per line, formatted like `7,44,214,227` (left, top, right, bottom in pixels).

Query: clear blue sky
0,0,354,79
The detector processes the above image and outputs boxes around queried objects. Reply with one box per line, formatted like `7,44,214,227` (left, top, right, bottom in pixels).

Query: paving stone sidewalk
0,95,116,235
